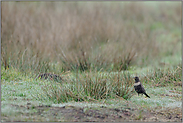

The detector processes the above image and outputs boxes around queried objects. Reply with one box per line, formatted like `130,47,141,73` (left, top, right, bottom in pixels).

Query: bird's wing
140,83,146,92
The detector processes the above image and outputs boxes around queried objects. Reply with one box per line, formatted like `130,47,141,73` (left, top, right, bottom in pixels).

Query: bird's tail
144,93,150,98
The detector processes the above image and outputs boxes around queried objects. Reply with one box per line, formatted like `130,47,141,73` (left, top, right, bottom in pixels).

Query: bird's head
134,76,140,82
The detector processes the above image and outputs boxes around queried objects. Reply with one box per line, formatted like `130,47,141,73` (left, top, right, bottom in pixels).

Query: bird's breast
134,82,141,86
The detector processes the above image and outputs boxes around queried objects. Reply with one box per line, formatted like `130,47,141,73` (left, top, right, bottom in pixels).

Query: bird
37,73,62,82
134,76,150,98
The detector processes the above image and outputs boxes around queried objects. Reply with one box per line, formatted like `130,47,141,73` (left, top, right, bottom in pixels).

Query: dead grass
140,64,182,87
1,2,181,73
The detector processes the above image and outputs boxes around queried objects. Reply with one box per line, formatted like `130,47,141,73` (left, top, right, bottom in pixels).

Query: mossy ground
1,65,182,122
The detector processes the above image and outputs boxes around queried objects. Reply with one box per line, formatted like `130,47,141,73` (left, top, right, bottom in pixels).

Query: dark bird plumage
134,76,150,98
37,73,62,82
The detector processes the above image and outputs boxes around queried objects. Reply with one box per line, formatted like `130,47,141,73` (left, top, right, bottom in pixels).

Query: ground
1,70,182,122
1,96,182,122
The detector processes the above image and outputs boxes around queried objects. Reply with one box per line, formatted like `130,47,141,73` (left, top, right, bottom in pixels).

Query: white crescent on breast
134,82,141,86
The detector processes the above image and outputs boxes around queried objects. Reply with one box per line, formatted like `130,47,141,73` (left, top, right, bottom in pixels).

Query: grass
37,64,181,103
1,1,182,122
2,64,181,103
1,2,181,73
34,71,134,103
1,64,182,121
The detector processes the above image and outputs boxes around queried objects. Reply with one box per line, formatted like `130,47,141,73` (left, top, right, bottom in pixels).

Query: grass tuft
35,71,135,103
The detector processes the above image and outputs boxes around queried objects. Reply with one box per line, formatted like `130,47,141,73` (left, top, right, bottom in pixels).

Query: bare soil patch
2,103,182,122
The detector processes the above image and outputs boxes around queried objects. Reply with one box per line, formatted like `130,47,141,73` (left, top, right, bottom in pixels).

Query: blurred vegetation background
1,2,181,74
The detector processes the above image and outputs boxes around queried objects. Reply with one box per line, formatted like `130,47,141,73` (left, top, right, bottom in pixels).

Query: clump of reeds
35,71,134,103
